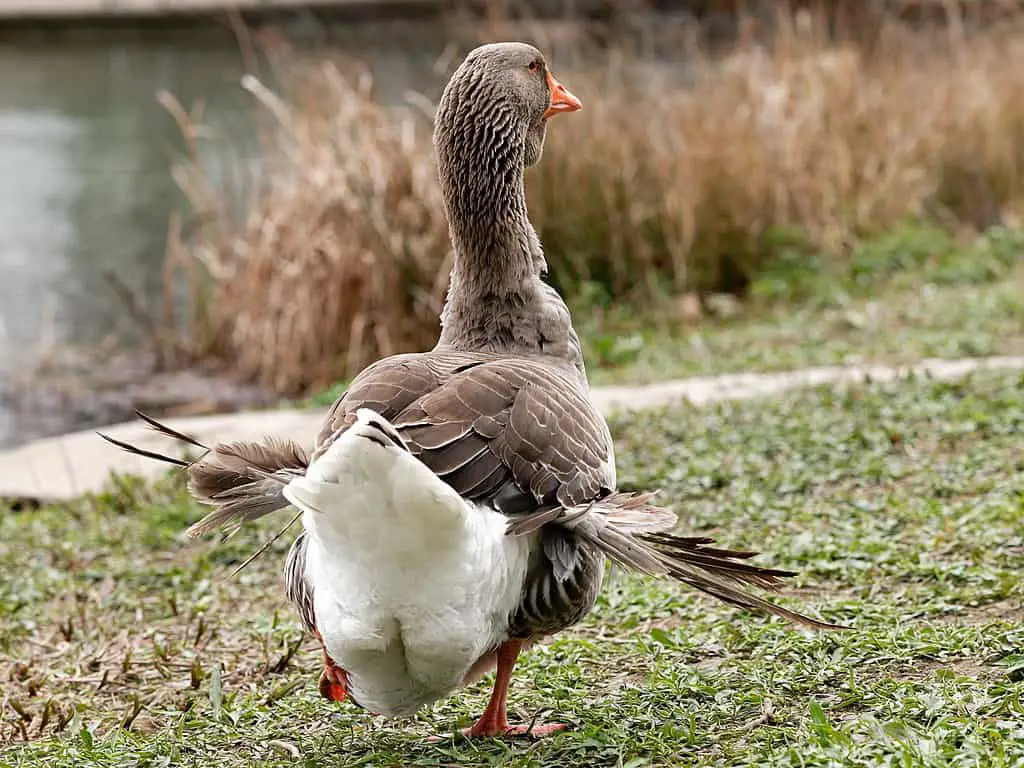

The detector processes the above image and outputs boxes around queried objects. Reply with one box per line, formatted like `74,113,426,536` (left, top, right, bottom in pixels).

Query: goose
103,42,840,739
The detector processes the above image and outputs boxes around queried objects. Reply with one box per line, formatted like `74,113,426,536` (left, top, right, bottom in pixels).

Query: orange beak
544,70,582,119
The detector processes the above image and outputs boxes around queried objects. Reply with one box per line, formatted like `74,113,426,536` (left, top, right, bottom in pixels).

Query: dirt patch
950,599,1024,626
906,657,989,681
0,552,314,746
933,599,1024,627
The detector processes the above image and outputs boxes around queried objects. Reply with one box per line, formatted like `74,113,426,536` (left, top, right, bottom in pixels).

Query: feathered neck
432,68,547,314
429,60,586,387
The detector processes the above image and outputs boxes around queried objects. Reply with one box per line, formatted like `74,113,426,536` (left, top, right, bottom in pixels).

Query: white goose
105,42,839,739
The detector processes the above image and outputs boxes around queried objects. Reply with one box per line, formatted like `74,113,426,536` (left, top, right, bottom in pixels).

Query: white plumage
282,408,533,717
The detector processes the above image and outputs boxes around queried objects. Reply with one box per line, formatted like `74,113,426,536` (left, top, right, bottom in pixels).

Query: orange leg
313,630,348,703
462,639,567,739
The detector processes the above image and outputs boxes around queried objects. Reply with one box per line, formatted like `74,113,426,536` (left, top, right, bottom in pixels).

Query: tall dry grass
167,12,1024,395
532,16,1024,299
165,61,452,395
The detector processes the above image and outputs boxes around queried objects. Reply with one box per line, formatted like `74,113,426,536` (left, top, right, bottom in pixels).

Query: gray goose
104,43,839,739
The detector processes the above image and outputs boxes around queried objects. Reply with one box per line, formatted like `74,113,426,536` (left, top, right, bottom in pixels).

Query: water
0,13,687,448
0,23,452,347
0,20,453,447
0,38,245,346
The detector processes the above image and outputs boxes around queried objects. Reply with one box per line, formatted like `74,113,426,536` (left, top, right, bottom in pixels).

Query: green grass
581,225,1024,385
2,369,1024,766
295,225,1024,408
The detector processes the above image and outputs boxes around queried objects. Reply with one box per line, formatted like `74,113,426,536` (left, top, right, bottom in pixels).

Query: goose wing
314,352,616,514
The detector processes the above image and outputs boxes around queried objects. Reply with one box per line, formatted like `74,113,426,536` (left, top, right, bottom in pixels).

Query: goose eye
528,61,539,72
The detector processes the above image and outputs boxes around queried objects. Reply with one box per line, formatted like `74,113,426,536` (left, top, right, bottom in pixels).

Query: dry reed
533,14,1024,299
167,11,1024,395
166,59,451,395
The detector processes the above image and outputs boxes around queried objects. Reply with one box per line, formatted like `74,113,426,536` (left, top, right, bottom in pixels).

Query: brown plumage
101,42,842,740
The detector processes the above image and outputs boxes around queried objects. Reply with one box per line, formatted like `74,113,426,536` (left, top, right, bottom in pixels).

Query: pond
0,10,694,449
0,19,454,447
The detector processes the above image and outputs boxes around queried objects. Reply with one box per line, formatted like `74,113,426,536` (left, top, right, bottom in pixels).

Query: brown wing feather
312,352,451,461
307,353,616,544
285,530,316,635
390,358,615,513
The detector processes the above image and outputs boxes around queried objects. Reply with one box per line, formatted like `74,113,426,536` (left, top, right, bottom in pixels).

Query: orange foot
314,629,348,703
427,639,568,741
428,721,568,742
465,722,568,739
318,665,348,703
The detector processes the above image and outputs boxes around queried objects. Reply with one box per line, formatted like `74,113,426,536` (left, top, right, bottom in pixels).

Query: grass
581,223,1024,385
3,367,1023,766
161,10,1024,397
290,222,1024,404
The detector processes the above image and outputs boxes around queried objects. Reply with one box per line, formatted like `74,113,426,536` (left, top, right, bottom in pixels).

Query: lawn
303,231,1024,410
2,365,1023,767
582,226,1024,386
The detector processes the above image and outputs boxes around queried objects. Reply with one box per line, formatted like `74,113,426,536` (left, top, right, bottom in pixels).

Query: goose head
433,42,581,225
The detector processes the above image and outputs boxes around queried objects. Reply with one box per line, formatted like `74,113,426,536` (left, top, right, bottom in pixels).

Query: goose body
103,41,840,740
285,408,532,717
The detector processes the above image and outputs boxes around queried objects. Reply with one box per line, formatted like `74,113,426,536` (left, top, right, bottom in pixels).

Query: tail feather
100,411,311,538
97,432,189,468
134,409,206,449
184,478,300,537
542,494,844,631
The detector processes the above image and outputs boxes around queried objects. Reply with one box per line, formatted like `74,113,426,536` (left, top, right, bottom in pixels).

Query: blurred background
1,0,1022,449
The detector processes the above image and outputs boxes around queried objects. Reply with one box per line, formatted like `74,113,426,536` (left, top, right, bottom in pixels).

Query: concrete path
2,355,1022,503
